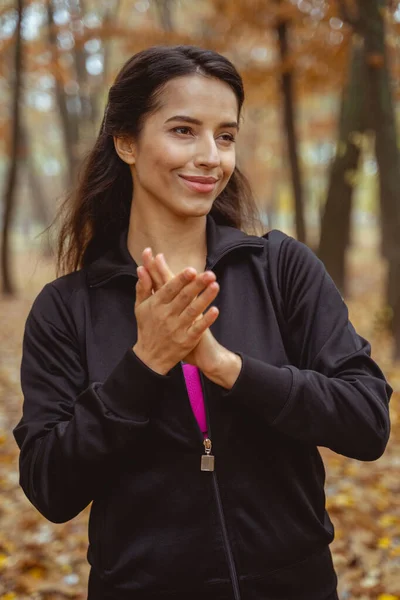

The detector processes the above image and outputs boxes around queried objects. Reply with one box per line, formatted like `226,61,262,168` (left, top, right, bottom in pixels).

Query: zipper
198,371,242,600
179,363,241,598
212,471,241,600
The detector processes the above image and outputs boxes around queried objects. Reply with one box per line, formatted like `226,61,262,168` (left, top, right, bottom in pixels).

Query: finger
188,306,219,338
155,253,174,284
135,266,153,305
180,281,219,325
156,267,198,305
169,271,216,315
142,248,164,290
153,253,173,287
142,248,164,291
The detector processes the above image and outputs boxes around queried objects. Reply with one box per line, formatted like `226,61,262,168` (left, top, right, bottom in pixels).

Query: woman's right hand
133,259,220,375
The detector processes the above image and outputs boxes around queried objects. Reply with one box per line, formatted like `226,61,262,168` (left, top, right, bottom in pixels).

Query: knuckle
190,317,202,332
179,334,189,349
161,287,173,303
180,291,191,304
186,305,197,319
196,277,206,289
186,330,197,344
158,283,170,299
166,324,175,338
164,317,176,335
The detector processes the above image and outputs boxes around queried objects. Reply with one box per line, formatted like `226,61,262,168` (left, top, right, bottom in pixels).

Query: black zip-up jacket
14,215,392,600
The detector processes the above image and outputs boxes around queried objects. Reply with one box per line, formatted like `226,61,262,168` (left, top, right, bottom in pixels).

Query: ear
113,135,136,165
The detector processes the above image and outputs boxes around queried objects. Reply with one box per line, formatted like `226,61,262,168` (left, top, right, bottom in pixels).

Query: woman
14,45,391,600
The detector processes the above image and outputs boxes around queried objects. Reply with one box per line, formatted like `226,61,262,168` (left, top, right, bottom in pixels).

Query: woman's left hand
138,248,227,375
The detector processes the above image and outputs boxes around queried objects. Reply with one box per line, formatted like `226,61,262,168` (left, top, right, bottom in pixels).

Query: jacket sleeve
222,235,392,461
13,282,173,523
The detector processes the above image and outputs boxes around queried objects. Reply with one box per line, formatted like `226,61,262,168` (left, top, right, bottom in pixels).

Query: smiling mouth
178,175,219,194
180,175,218,183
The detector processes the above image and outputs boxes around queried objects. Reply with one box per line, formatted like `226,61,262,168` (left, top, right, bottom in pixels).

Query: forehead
155,74,239,121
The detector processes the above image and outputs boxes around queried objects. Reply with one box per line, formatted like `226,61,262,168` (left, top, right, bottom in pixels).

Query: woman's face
126,74,239,219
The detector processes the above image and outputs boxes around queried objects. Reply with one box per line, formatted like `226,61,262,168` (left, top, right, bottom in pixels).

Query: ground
0,235,399,600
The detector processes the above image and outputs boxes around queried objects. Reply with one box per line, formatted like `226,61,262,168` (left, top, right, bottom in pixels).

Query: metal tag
201,454,215,472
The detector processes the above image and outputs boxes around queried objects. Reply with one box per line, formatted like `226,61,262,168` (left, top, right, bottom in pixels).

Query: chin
177,196,214,216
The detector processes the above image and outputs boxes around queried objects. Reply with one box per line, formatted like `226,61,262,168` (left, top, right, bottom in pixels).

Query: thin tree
1,0,24,296
276,9,306,244
154,0,174,31
362,0,400,358
102,0,122,86
318,35,367,295
47,0,78,186
337,0,400,357
20,124,53,258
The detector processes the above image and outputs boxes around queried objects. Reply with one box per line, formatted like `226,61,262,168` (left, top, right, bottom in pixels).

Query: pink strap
182,364,208,437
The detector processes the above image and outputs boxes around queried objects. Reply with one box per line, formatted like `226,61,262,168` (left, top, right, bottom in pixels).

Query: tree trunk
318,37,367,295
70,0,96,135
1,0,23,296
362,0,400,358
19,123,53,258
155,0,174,31
276,17,306,244
27,163,51,230
102,0,122,86
47,0,80,186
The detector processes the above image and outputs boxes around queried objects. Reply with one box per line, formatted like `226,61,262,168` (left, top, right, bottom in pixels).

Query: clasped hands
133,248,242,389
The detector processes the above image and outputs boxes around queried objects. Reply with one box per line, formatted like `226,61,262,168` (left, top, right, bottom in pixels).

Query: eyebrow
165,115,239,129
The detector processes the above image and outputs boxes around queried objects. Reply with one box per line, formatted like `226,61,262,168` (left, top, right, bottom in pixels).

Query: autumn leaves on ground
0,238,399,600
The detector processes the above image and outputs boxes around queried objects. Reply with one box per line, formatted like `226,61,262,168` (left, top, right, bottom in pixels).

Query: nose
194,134,221,169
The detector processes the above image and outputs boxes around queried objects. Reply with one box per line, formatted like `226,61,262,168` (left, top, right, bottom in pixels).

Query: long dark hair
50,45,261,276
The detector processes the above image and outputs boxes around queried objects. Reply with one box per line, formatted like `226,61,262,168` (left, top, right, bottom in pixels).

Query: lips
180,175,218,183
179,175,219,194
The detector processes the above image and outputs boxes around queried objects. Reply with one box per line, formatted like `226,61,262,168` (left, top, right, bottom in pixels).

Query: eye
219,133,236,144
172,126,193,135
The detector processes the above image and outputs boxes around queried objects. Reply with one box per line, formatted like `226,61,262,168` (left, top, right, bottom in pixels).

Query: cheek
137,137,183,173
223,151,236,179
151,139,189,172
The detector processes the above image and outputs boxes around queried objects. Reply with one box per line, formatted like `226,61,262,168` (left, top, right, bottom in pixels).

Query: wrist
133,343,170,376
203,350,242,390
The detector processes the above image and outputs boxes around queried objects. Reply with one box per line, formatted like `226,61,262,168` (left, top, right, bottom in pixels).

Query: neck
127,200,208,274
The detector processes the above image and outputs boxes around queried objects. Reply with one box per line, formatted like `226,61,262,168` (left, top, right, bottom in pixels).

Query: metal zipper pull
201,438,215,472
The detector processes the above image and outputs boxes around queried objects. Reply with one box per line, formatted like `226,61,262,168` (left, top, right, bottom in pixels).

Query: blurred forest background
1,0,400,598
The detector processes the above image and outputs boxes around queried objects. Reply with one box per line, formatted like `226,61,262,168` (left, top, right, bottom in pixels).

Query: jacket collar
86,213,264,288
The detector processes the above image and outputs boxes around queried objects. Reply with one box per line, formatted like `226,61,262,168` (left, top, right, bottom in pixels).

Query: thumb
135,266,153,304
